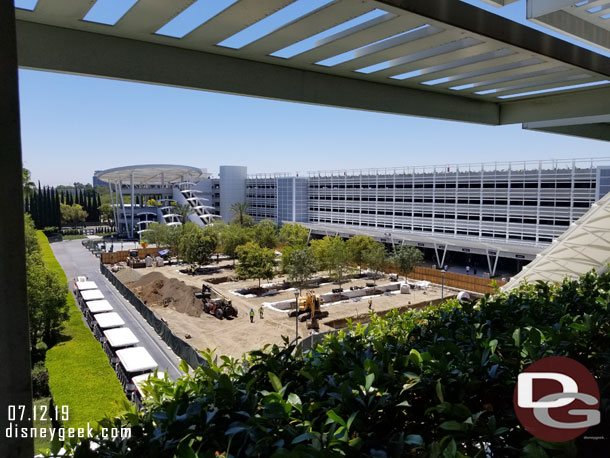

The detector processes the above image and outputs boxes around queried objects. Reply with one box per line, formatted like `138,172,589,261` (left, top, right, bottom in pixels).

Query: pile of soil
115,267,143,283
125,271,202,317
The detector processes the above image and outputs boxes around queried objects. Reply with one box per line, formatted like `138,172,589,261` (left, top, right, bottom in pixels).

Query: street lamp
294,289,300,343
441,269,445,300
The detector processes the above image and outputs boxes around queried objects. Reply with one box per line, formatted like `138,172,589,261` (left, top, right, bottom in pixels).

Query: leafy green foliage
68,270,610,457
281,245,318,288
311,236,350,285
171,203,194,224
279,222,309,248
347,235,375,274
60,203,88,226
235,242,276,286
97,203,114,228
26,216,69,348
252,219,278,249
230,202,252,226
144,222,181,251
221,224,254,259
391,245,424,280
362,241,388,285
178,223,218,265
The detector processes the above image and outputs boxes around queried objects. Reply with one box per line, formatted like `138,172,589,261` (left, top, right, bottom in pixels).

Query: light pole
441,269,445,300
294,289,300,343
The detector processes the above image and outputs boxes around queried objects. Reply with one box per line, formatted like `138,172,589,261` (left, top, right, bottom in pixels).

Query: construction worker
259,305,264,319
368,297,372,310
249,308,254,323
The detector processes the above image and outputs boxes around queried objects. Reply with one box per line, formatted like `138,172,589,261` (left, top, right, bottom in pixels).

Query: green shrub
37,232,126,429
67,271,610,457
31,365,50,398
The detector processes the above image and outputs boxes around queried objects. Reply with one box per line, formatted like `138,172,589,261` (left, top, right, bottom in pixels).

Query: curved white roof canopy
503,191,610,290
95,165,204,185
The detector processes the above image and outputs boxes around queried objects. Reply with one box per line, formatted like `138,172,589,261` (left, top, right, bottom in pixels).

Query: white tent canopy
502,191,610,290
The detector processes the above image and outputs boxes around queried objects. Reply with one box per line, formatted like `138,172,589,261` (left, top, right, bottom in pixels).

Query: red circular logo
513,356,600,442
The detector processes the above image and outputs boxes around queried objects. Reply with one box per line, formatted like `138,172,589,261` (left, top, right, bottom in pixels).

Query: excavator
288,291,329,324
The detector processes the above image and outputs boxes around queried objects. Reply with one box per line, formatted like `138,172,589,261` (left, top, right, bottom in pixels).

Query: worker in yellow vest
249,308,254,323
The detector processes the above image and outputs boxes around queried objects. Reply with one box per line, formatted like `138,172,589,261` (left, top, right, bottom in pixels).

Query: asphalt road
51,239,182,380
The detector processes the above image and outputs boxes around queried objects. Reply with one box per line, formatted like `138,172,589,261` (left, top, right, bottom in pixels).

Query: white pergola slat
528,0,610,52
13,0,610,137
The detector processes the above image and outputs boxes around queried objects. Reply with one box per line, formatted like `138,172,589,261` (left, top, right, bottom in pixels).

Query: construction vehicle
195,284,238,320
288,291,329,323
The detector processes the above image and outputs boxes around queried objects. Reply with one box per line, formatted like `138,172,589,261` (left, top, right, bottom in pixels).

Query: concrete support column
0,3,34,457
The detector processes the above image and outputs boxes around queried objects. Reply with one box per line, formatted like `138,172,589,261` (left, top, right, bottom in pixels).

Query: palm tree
230,202,251,225
173,203,194,224
22,168,35,200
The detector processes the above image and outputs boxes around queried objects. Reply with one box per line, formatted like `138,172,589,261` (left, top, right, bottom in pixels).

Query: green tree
178,223,218,265
391,245,424,281
221,224,254,259
98,203,115,229
253,219,278,249
230,202,251,226
363,242,388,286
346,235,375,275
23,168,35,200
24,216,69,347
230,213,255,227
27,259,69,346
279,223,309,248
235,242,276,287
281,246,318,289
172,203,194,224
311,236,349,286
60,203,88,226
145,223,181,251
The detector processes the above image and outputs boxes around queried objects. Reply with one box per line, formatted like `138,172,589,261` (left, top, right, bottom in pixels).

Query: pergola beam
15,20,499,125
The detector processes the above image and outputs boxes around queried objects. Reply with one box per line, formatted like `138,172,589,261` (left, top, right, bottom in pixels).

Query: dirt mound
125,271,202,317
115,267,143,283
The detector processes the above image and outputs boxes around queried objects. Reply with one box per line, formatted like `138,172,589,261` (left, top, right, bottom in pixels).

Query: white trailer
102,327,139,365
131,373,154,410
76,289,104,309
74,280,98,291
92,312,125,341
83,299,113,327
114,347,158,390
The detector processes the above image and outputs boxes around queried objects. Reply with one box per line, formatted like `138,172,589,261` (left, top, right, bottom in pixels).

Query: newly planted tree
235,242,276,287
253,219,278,249
281,245,318,288
311,236,350,286
346,235,375,274
363,241,388,285
178,223,218,265
279,222,309,248
391,245,424,281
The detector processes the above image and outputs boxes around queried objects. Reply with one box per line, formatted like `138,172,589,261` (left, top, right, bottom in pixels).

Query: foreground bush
65,271,609,457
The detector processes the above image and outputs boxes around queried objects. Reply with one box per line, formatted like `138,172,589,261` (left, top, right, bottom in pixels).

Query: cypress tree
54,188,61,228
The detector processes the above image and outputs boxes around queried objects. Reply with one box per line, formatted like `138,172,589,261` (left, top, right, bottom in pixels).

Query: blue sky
17,0,610,186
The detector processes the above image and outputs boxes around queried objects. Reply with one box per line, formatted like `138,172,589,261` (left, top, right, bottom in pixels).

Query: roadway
51,239,182,380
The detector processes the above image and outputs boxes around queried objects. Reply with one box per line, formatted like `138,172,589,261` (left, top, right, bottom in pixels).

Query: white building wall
219,166,247,222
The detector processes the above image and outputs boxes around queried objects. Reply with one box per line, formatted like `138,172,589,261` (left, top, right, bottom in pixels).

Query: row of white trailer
73,278,158,409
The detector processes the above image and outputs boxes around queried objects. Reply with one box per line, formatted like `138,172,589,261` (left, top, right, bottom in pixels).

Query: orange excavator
288,291,329,323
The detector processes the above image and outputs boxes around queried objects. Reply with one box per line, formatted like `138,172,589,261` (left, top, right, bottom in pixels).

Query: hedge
38,232,126,429
66,269,609,457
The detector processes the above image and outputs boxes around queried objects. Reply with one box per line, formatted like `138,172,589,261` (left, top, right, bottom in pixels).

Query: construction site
112,257,454,359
